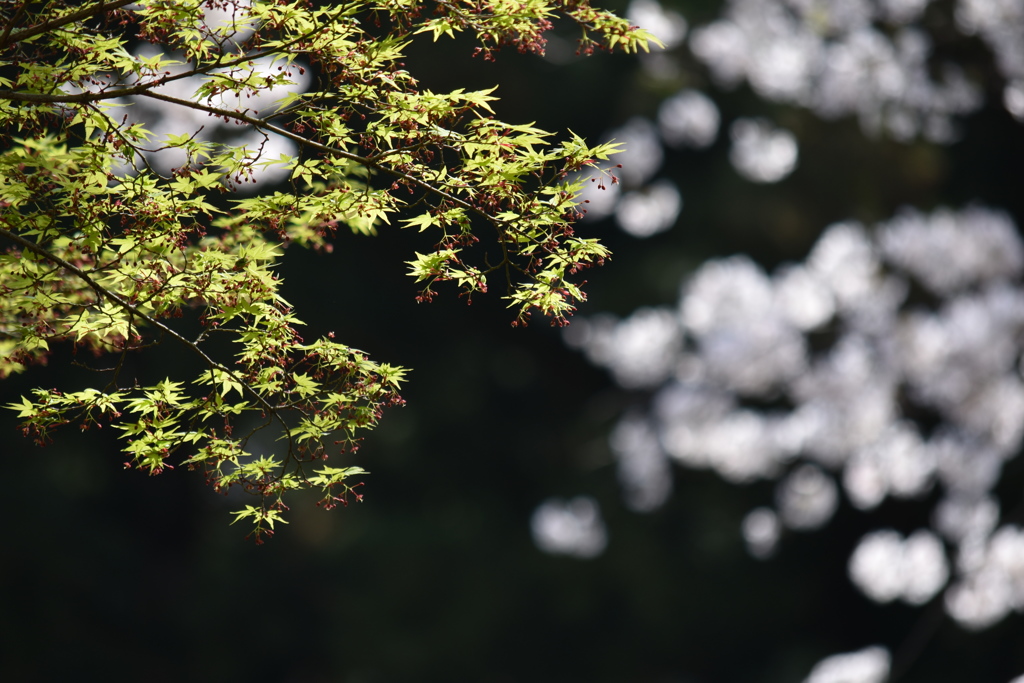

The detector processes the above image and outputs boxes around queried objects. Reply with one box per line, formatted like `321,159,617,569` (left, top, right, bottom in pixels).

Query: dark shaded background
2,1,1023,681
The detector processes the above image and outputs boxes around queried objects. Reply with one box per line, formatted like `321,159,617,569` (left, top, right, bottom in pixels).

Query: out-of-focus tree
543,0,1024,680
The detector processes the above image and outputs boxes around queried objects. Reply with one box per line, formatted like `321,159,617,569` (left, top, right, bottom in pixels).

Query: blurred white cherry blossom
1005,80,1024,120
728,118,799,182
689,0,982,140
627,0,688,49
802,645,891,683
878,206,1024,294
574,166,623,221
530,497,609,559
562,308,682,389
610,415,674,512
848,529,949,604
776,464,839,530
742,507,782,558
956,0,1024,88
607,117,664,187
945,524,1024,628
615,180,683,238
566,204,1024,629
658,90,721,148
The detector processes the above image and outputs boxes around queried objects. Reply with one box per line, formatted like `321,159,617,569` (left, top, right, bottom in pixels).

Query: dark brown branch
1,0,137,50
0,1,29,50
0,79,172,104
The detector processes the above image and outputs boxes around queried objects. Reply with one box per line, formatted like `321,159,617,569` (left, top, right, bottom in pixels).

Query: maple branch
133,89,538,243
0,225,293,450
